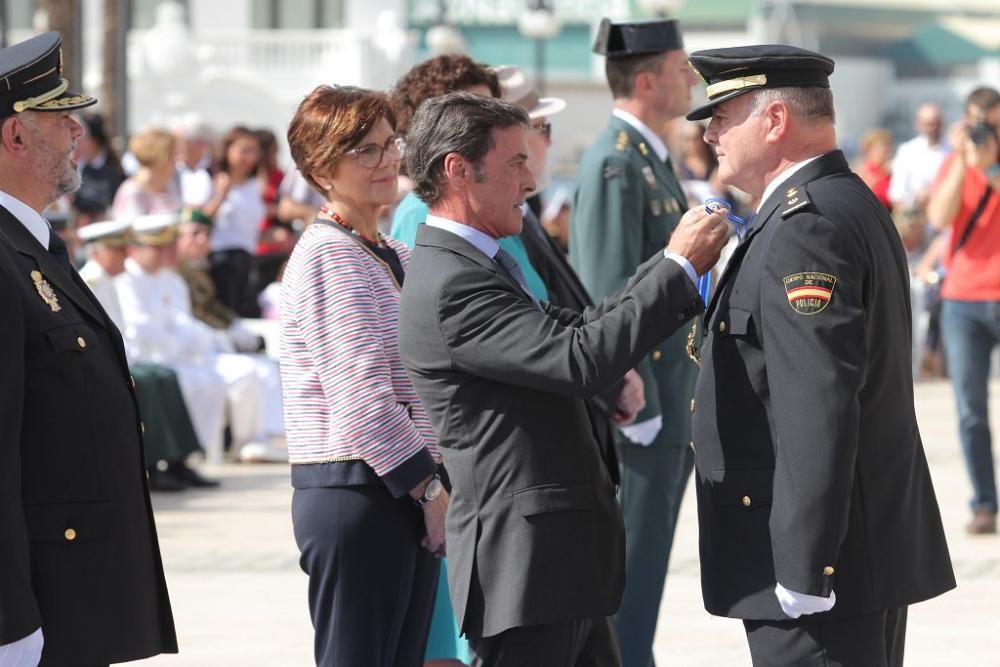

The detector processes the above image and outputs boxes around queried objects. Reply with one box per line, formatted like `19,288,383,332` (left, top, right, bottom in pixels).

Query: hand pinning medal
31,270,61,312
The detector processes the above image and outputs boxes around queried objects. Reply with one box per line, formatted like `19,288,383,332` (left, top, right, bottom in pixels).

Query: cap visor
35,91,98,112
685,88,755,121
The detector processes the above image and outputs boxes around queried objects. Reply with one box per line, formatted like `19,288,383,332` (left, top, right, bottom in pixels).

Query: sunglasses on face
344,135,406,169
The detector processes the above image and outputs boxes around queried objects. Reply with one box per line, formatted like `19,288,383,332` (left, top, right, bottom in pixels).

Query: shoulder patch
783,272,837,315
781,183,811,217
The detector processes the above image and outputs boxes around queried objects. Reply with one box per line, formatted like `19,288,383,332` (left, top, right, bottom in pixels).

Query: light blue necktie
494,247,542,310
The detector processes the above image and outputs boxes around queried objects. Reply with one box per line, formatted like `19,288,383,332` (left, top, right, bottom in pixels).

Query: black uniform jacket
692,151,955,620
0,207,177,665
399,224,701,639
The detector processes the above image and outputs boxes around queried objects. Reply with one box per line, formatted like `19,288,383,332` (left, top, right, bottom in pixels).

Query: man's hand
666,206,730,276
420,490,449,557
612,369,645,426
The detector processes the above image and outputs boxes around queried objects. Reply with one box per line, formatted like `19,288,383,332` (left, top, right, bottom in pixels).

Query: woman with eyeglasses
281,85,447,666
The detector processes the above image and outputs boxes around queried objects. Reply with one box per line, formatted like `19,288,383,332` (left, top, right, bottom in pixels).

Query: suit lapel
0,207,110,327
415,223,530,295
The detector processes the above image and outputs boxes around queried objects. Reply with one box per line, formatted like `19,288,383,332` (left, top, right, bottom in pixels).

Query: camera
969,121,997,146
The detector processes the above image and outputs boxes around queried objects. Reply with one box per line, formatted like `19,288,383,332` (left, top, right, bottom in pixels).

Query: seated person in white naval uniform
78,218,219,489
114,214,284,462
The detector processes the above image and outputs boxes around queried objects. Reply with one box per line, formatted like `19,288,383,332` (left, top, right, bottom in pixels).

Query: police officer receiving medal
570,18,700,667
0,33,176,665
686,45,955,666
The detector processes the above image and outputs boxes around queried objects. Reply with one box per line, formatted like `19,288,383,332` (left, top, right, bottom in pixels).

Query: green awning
885,21,992,66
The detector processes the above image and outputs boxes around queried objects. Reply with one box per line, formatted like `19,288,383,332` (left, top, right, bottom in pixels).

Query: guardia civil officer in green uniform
687,45,955,666
570,18,700,667
0,32,176,664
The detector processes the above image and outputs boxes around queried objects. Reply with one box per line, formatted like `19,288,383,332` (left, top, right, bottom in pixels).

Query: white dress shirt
0,190,49,248
887,135,948,207
0,191,46,664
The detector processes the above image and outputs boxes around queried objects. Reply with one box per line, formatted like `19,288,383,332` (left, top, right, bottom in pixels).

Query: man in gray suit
398,92,728,666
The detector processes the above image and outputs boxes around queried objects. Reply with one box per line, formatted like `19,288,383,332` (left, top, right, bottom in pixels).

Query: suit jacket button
76,336,86,349
652,350,662,361
823,565,835,576
741,495,751,507
676,312,685,320
64,528,77,541
719,321,727,333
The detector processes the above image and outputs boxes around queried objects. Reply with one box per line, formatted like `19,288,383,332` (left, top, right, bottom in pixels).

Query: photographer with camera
927,86,1000,535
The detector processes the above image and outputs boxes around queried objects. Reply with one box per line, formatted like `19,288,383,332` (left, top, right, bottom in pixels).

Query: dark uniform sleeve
760,213,867,597
572,153,662,422
0,260,42,644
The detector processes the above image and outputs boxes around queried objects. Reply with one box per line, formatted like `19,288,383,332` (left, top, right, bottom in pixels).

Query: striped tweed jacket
280,222,440,496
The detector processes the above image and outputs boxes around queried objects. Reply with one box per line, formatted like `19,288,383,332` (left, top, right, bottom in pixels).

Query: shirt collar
612,108,669,162
425,214,500,260
0,189,50,248
757,155,823,213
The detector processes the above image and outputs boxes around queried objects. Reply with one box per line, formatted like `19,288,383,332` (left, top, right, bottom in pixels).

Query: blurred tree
36,0,79,89
102,0,124,139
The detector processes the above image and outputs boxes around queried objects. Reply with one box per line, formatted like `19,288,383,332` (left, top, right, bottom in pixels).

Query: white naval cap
132,213,180,246
77,218,133,246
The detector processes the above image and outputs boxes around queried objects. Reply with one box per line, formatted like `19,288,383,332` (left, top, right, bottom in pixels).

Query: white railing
408,0,632,25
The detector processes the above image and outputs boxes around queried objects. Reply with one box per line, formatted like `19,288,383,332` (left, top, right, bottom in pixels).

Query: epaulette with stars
781,183,811,217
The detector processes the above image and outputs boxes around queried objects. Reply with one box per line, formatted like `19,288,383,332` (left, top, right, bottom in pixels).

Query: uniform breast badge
615,131,629,152
650,199,662,216
31,270,61,312
686,324,701,367
642,166,657,188
638,142,649,157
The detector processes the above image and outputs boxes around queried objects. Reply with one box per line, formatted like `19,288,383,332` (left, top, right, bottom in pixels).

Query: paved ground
142,380,999,666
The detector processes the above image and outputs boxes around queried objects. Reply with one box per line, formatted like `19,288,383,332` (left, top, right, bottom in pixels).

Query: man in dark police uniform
0,32,177,665
687,44,955,666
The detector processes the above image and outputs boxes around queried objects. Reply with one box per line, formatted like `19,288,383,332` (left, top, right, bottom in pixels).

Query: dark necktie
494,247,541,310
48,231,72,269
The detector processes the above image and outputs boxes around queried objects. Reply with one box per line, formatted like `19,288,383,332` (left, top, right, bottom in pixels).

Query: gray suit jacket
399,224,701,638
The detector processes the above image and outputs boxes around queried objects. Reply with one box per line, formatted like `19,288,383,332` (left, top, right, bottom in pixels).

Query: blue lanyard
704,197,750,240
695,198,750,305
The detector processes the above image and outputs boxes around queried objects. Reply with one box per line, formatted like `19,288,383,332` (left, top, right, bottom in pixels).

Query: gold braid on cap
13,78,69,113
705,74,767,100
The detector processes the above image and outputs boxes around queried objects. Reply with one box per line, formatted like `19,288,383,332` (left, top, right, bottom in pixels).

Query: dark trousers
291,485,439,667
615,442,694,667
744,607,908,667
470,617,621,667
209,248,252,314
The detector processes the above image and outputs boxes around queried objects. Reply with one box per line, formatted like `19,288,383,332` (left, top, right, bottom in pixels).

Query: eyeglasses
344,135,406,169
532,122,552,140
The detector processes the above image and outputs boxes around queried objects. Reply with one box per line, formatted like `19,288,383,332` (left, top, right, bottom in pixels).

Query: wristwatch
415,473,444,507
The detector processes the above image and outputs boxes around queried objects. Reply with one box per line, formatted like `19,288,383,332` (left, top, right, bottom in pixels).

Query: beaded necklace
318,205,382,246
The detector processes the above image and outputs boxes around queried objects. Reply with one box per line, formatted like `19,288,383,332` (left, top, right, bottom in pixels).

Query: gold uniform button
689,399,696,413
76,336,86,349
689,441,696,451
823,566,835,576
64,528,77,541
652,350,662,361
129,375,136,389
741,495,752,507
140,422,146,434
719,321,727,333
